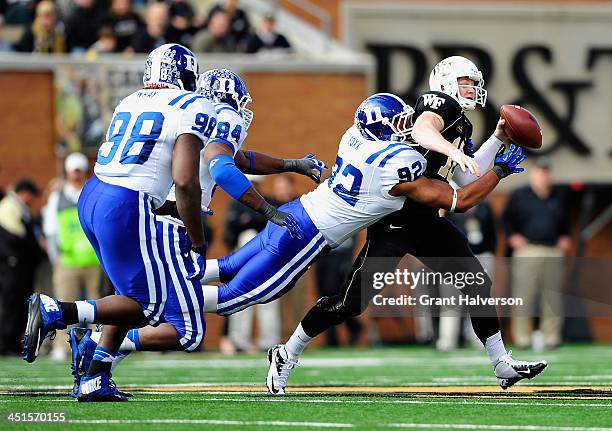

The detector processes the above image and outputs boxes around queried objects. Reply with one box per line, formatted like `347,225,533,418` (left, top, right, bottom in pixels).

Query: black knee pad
315,295,362,324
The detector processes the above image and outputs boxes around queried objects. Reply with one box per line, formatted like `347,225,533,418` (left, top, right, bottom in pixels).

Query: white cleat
266,344,298,395
494,351,548,390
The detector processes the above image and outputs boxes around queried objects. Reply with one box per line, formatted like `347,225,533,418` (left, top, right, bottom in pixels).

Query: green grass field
0,343,611,430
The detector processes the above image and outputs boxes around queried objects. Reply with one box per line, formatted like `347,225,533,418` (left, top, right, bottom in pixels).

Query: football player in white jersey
267,56,546,395
23,44,215,401
64,68,329,395
198,93,524,330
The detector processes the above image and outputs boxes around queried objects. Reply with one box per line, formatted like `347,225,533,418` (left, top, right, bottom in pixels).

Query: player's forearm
175,183,205,247
237,185,267,211
455,171,500,212
411,125,456,156
235,150,284,175
453,134,503,186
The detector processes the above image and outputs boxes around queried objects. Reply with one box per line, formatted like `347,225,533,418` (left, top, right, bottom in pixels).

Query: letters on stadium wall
343,3,612,184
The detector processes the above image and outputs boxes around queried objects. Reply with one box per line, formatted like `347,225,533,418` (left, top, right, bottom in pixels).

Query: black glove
258,201,304,239
283,154,328,183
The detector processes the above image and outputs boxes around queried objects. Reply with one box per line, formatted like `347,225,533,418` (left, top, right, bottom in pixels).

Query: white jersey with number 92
300,126,427,248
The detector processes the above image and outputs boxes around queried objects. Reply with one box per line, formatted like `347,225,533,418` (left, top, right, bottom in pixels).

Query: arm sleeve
208,154,252,200
452,134,503,186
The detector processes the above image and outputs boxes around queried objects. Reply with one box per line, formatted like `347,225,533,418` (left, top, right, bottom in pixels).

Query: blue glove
283,153,329,183
186,244,207,281
464,138,475,158
493,144,526,178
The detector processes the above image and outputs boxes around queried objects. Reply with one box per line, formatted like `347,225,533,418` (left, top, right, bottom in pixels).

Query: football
500,104,543,149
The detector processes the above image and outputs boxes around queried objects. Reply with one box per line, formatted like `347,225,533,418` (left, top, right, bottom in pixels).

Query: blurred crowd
0,0,292,55
0,151,573,357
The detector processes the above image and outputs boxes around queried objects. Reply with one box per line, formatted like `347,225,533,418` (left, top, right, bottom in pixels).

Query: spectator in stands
86,23,117,55
42,153,101,360
243,13,291,54
0,179,43,356
191,9,237,53
64,0,106,52
204,0,250,46
503,157,571,350
13,0,66,53
3,0,34,25
165,0,198,46
105,0,142,53
0,15,15,52
130,1,167,53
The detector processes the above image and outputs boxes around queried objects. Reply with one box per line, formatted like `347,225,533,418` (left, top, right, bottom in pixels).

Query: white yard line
388,424,612,431
1,396,610,409
69,419,353,428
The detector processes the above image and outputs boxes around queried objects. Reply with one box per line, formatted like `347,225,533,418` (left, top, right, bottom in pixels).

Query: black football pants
301,214,500,345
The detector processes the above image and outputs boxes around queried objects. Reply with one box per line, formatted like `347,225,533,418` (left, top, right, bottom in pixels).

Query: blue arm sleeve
208,154,252,200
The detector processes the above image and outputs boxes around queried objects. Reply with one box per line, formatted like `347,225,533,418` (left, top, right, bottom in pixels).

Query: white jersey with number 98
94,89,216,208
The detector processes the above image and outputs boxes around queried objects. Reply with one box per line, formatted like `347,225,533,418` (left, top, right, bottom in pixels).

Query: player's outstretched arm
173,133,206,253
234,150,328,183
453,118,509,186
390,144,526,213
204,143,304,239
412,112,481,176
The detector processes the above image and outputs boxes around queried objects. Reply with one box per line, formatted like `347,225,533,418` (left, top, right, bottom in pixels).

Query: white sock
485,331,507,366
111,351,130,372
202,285,219,312
75,300,96,325
201,259,220,284
285,323,312,359
90,330,101,344
89,330,137,352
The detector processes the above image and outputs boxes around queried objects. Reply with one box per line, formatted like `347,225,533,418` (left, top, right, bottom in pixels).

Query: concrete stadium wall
0,71,58,213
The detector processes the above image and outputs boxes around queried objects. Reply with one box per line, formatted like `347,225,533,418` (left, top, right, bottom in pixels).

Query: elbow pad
208,154,251,200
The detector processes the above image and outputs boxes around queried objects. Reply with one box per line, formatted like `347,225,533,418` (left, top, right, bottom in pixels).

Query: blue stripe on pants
215,199,330,316
77,175,167,325
141,193,165,324
158,218,205,351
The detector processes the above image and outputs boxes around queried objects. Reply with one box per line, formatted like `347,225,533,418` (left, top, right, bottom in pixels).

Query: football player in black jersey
267,56,547,394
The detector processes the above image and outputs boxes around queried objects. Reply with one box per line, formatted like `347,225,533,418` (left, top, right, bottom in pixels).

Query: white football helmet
429,56,487,111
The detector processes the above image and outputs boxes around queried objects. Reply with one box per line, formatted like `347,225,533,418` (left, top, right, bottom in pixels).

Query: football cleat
68,328,96,398
68,328,132,398
266,344,298,395
23,293,67,363
77,372,128,402
494,351,548,390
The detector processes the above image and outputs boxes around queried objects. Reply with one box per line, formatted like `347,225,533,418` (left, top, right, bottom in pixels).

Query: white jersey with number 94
94,89,216,209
